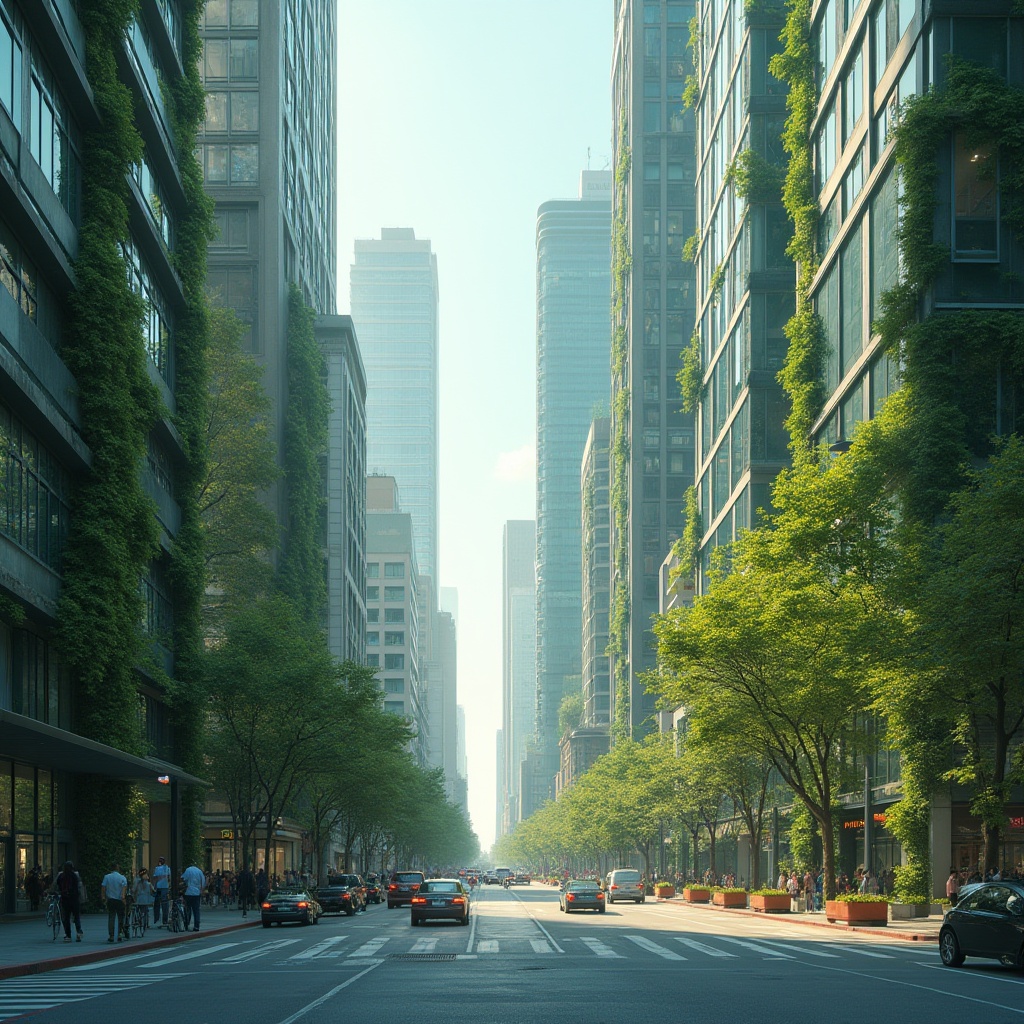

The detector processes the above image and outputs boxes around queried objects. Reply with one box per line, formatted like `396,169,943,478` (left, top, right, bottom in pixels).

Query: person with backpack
53,861,84,943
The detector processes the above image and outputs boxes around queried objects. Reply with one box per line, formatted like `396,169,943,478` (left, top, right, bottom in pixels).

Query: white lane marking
465,905,478,954
66,949,191,970
625,935,686,960
755,940,841,959
0,975,182,1021
273,960,384,1024
831,944,895,959
349,937,389,958
285,936,349,961
673,936,738,958
579,936,623,959
476,939,499,953
409,937,439,953
220,938,301,963
715,937,794,959
137,943,239,968
531,939,554,954
917,963,1024,987
505,884,565,954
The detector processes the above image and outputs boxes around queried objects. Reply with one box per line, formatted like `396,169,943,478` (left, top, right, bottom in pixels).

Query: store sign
221,829,234,840
1009,817,1024,830
843,813,887,830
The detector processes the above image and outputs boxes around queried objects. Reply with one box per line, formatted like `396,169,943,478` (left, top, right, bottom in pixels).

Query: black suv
387,870,425,909
317,874,367,916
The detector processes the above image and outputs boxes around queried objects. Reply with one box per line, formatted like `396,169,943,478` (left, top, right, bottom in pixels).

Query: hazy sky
337,1,613,852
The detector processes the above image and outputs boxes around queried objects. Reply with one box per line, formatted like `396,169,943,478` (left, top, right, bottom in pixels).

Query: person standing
237,864,255,918
101,862,128,942
946,867,961,902
181,861,205,932
53,861,84,943
132,867,155,926
152,856,171,927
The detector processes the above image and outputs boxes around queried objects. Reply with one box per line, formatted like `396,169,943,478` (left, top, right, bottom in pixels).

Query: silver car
605,868,645,904
559,880,606,914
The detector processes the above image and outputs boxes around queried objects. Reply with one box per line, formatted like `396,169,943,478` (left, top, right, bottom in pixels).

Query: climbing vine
678,330,703,414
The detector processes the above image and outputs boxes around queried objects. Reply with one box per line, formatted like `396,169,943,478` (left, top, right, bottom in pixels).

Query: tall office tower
199,0,337,528
534,170,612,798
365,477,421,729
417,573,459,792
609,0,699,739
0,0,209,903
581,419,612,731
316,315,367,663
351,229,440,587
501,520,536,835
691,1,793,587
456,705,468,814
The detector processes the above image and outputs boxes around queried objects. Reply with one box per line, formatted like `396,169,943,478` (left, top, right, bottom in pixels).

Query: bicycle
168,895,187,933
129,901,149,939
45,893,63,941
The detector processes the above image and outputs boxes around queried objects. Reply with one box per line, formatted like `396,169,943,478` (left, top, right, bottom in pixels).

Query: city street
2,887,1022,1024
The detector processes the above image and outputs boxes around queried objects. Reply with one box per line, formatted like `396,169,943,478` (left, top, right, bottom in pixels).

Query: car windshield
422,881,460,893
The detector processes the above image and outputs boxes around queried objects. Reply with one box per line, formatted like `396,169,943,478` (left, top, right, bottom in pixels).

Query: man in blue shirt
100,862,128,942
152,856,171,927
181,862,206,932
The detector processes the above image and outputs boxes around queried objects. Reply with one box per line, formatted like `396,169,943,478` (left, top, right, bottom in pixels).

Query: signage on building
221,829,234,840
843,813,887,830
1009,817,1024,830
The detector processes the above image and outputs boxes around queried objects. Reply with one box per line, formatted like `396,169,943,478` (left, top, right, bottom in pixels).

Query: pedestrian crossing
0,973,183,1021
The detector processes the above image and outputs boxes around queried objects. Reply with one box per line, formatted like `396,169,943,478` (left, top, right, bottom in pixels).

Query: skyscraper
351,229,440,587
609,0,699,739
501,520,536,835
534,171,612,797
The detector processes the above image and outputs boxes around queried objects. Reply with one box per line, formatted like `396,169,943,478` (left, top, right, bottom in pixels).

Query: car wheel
939,928,965,967
262,921,271,928
411,917,420,927
598,907,606,914
345,905,356,917
639,897,645,904
461,915,469,926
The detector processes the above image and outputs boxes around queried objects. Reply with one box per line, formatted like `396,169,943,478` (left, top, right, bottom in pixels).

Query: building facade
500,520,536,835
534,170,612,797
351,228,440,586
610,0,699,739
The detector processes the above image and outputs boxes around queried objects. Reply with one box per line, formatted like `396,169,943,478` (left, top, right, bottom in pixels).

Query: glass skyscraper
351,229,440,587
534,171,612,797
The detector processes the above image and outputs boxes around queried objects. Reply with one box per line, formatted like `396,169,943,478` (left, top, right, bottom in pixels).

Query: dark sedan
261,888,321,927
939,880,1024,968
410,879,470,926
388,870,425,908
559,880,606,914
317,875,367,916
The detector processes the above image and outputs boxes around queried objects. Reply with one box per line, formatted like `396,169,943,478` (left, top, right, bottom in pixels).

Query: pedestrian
132,867,155,926
52,860,84,943
256,867,269,903
26,864,44,911
181,861,206,932
237,863,255,917
152,855,171,927
946,866,960,902
101,862,128,943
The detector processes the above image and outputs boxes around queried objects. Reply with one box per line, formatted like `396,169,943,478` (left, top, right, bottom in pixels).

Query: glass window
28,49,79,219
366,585,379,600
229,144,257,183
205,92,228,132
205,0,227,26
384,586,404,601
366,563,379,578
870,170,898,319
366,631,379,646
231,0,258,26
841,223,863,376
0,5,22,124
953,133,997,261
842,47,863,144
816,102,837,190
384,562,405,578
384,631,404,646
204,144,228,183
384,607,404,623
230,92,258,131
229,39,257,80
817,0,837,84
204,39,227,79
210,208,249,250
644,101,661,132
384,653,404,670
645,28,661,59
952,19,1006,77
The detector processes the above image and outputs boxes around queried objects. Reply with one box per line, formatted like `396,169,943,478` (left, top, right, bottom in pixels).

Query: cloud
493,444,535,483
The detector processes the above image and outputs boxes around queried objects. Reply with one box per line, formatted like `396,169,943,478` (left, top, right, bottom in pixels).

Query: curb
654,897,940,944
0,917,261,982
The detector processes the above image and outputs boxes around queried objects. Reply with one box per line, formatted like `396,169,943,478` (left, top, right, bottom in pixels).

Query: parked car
364,874,383,904
261,888,321,927
388,870,425,908
410,878,470,926
939,880,1024,969
559,879,606,914
605,868,645,904
509,872,531,885
317,874,366,916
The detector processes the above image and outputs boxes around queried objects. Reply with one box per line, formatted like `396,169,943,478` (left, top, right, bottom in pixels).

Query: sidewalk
0,904,260,981
656,895,944,943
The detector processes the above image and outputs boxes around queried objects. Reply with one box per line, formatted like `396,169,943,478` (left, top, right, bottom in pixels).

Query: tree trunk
984,820,1001,875
819,806,837,900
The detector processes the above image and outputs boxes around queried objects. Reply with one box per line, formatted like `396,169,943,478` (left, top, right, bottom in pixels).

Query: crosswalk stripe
409,938,439,953
625,935,685,960
220,938,301,962
530,939,554,954
579,936,622,959
673,937,737,957
349,937,389,958
285,936,349,961
67,949,184,970
137,942,239,967
754,940,841,959
715,937,794,959
476,940,499,953
0,974,180,1021
830,944,895,959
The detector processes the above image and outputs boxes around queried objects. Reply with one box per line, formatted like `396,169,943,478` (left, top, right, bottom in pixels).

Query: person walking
52,861,84,943
181,861,206,932
101,862,128,942
152,855,171,927
132,867,155,926
237,864,255,918
946,867,961,902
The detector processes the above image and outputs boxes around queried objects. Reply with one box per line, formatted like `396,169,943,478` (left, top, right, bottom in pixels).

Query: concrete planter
750,893,791,913
825,900,888,925
712,891,748,908
683,887,710,903
889,903,928,921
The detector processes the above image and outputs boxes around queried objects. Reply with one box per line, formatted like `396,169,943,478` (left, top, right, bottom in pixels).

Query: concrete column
736,833,752,887
930,791,952,900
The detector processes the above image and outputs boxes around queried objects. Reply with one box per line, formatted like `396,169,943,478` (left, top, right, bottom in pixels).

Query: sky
336,0,613,853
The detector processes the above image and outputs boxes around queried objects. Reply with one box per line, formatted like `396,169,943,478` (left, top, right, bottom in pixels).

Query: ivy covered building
0,0,210,910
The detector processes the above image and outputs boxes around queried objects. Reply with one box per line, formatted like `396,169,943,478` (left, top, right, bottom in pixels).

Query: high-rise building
316,315,366,664
500,520,536,835
692,1,793,587
609,0,699,739
581,419,612,730
534,171,612,797
351,229,440,586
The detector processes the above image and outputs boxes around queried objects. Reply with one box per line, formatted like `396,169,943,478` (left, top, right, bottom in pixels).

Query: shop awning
0,710,208,788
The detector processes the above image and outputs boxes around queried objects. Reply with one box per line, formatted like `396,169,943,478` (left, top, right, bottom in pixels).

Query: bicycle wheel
52,903,63,941
45,905,56,939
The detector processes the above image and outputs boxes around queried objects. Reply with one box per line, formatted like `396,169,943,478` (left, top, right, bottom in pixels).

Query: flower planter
712,891,748,908
889,903,928,921
655,886,675,899
825,900,888,926
930,903,946,917
750,893,791,914
683,887,710,903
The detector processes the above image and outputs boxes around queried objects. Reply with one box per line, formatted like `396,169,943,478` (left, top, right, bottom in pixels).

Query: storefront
839,805,902,885
202,817,304,881
951,804,1024,878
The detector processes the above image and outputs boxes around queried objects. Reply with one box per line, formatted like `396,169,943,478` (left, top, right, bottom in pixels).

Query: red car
387,870,425,908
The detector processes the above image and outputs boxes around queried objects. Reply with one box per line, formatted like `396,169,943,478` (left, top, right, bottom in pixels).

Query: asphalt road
3,885,1023,1024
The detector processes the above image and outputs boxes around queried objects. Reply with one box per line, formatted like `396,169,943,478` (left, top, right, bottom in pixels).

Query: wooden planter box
712,891,748,908
655,886,675,899
825,900,888,926
750,893,791,913
683,887,710,903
